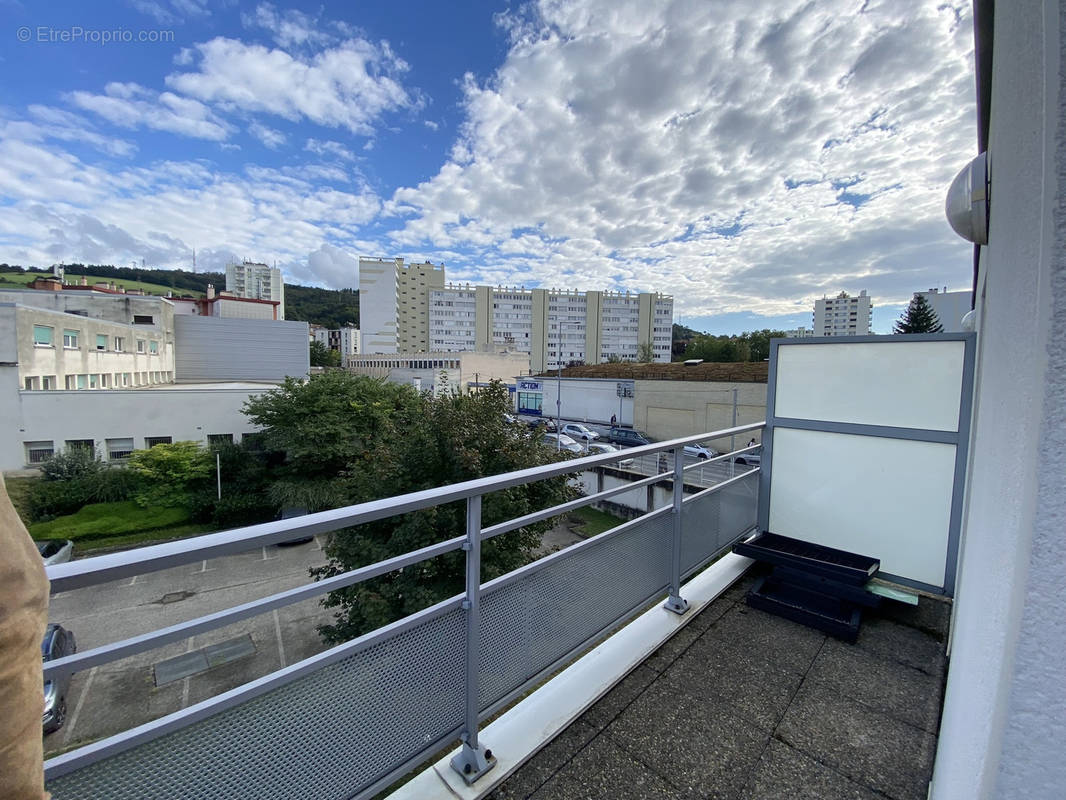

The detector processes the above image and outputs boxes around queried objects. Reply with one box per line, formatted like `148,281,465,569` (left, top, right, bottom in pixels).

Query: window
76,374,87,390
122,373,130,387
136,339,146,353
25,441,54,464
114,336,125,352
23,377,38,390
145,436,172,448
149,340,159,355
65,375,76,390
133,315,154,325
89,374,98,389
42,375,55,390
33,325,53,346
106,438,134,461
207,433,233,448
65,439,94,454
63,329,79,348
96,334,108,351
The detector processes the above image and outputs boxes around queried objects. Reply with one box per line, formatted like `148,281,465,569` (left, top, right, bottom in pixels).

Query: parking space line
127,575,137,586
314,535,324,551
273,609,286,668
61,666,97,746
261,546,278,561
198,559,214,573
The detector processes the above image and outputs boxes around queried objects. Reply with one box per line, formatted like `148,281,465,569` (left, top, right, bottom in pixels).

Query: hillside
0,263,359,328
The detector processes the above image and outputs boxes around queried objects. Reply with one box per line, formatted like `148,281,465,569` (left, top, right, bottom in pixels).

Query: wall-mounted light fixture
945,151,989,245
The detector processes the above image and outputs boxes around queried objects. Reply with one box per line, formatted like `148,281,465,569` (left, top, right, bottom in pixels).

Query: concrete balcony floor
487,571,950,800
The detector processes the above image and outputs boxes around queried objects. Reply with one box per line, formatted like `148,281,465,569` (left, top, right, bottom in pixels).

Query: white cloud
242,3,334,49
389,0,976,316
69,82,232,141
0,106,138,157
305,138,356,161
165,35,418,135
248,120,286,149
128,0,211,26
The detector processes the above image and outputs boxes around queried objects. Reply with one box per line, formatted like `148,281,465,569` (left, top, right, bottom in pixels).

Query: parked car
526,417,557,433
36,539,73,565
541,433,583,454
561,423,600,442
586,442,635,468
605,427,652,447
684,444,717,460
734,452,761,467
277,506,313,546
42,623,76,734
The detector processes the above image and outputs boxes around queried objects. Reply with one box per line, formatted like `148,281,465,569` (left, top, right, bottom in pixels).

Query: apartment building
429,285,673,372
916,287,971,332
226,261,285,319
812,290,873,336
312,324,360,362
358,257,444,354
0,289,176,391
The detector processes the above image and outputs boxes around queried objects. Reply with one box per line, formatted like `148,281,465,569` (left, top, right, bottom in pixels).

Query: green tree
637,341,655,362
243,374,575,642
894,294,944,334
128,441,214,508
309,339,342,367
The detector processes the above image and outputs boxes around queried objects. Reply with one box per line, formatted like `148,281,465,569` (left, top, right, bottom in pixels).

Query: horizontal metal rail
680,466,761,505
46,422,764,593
43,535,465,682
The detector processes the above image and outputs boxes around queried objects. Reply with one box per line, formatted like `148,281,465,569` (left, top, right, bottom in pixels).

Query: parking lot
45,537,334,755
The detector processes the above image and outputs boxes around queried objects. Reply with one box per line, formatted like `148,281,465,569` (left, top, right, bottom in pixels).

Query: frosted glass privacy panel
774,340,966,431
767,428,956,589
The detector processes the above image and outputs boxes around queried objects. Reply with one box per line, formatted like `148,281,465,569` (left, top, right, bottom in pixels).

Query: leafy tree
894,294,944,334
190,441,278,528
128,441,214,508
309,339,342,367
39,448,104,482
679,329,787,362
243,374,575,642
637,341,655,362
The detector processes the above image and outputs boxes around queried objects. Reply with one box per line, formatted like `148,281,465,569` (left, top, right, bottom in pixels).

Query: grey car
37,539,73,565
42,623,77,734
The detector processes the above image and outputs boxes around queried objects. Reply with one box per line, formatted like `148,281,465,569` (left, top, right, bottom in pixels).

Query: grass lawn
28,501,214,553
570,506,625,536
0,272,203,297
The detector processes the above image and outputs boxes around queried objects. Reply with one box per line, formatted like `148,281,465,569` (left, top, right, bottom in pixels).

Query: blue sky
0,1,977,334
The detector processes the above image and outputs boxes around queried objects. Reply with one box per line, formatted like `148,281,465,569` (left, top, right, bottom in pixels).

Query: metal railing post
663,446,690,615
450,494,496,783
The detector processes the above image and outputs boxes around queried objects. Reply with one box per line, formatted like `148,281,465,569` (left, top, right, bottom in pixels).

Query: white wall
3,386,269,471
931,1,1066,796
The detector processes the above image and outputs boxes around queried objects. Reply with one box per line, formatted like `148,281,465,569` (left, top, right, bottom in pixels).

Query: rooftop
536,361,769,383
487,569,949,800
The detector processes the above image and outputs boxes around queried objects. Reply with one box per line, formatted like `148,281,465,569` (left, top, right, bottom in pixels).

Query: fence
43,423,763,799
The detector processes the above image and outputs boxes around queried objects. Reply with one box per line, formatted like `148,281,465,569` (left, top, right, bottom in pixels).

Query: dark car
42,623,76,734
278,506,314,546
605,427,652,447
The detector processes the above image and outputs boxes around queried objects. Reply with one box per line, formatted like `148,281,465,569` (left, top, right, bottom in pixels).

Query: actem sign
518,380,542,391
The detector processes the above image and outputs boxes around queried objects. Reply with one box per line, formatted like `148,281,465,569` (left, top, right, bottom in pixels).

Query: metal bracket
663,594,690,615
449,741,497,785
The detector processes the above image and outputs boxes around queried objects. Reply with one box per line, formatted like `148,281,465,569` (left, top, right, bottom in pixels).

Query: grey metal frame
44,423,764,798
758,333,977,595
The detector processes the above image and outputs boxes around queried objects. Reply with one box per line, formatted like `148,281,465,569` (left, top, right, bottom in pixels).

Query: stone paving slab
491,579,951,800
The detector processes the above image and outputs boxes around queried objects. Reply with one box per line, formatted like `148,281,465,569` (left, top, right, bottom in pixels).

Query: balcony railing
42,423,763,800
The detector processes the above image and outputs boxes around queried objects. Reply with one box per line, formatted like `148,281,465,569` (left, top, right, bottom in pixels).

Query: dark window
145,436,172,448
133,315,154,325
207,434,233,448
65,439,94,453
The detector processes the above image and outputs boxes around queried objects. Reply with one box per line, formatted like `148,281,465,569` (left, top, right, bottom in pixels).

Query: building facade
428,285,673,372
312,325,360,362
225,261,285,319
916,287,971,332
812,290,873,336
358,257,444,355
0,290,176,391
347,349,530,395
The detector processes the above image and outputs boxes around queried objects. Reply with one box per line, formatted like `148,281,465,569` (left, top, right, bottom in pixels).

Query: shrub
27,466,141,522
39,448,104,482
128,441,213,508
29,501,191,541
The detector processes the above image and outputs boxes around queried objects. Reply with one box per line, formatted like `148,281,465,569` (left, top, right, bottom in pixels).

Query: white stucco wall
931,1,1066,797
3,385,271,471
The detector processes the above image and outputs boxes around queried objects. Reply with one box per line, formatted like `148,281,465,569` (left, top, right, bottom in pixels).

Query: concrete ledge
387,552,755,800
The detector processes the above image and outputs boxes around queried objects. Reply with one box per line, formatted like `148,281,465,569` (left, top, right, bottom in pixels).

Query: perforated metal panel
681,472,759,575
478,512,673,710
47,606,466,800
